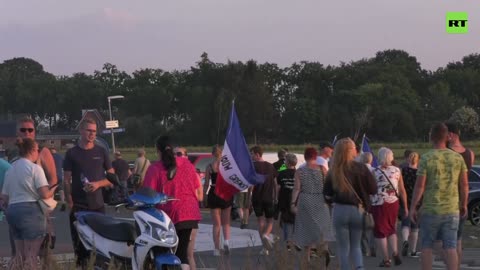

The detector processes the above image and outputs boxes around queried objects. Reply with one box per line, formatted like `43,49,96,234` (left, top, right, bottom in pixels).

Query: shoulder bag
345,178,375,230
375,167,399,198
132,159,148,188
38,197,57,215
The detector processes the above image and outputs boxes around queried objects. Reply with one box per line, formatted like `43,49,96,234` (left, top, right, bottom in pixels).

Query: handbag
132,159,148,187
345,177,375,230
38,197,57,215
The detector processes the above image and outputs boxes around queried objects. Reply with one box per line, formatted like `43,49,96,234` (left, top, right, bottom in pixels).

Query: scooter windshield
128,187,167,207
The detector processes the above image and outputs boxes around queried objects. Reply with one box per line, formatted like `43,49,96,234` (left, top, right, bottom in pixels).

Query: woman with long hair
371,147,408,267
324,138,377,270
203,145,233,256
143,136,202,270
1,138,57,270
400,151,420,257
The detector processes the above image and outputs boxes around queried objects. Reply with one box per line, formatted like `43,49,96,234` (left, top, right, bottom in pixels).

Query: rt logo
446,12,468,34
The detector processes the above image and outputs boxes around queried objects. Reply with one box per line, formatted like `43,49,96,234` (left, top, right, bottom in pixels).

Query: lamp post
107,95,124,154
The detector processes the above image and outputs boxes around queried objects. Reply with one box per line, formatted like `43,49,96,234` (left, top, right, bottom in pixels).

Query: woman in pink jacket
143,136,202,270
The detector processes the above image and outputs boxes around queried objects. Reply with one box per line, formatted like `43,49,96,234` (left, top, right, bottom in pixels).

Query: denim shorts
6,202,47,240
420,213,459,249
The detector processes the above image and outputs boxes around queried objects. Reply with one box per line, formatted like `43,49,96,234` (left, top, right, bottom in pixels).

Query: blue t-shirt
0,158,12,192
63,145,112,210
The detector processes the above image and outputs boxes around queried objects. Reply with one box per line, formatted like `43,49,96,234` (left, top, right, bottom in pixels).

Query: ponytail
155,136,177,180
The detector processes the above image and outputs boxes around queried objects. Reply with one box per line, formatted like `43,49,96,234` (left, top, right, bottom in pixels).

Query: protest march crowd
0,115,471,270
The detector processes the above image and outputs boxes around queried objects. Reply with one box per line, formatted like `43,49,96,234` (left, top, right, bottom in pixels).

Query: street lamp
107,95,124,154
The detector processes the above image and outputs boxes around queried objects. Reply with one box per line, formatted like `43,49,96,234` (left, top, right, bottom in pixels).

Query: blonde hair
16,116,35,129
212,145,222,159
329,138,355,193
408,152,419,166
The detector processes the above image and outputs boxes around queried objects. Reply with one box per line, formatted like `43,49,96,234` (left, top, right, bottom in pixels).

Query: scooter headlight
150,222,177,245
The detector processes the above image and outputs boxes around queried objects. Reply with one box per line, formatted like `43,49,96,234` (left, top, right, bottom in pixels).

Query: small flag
361,134,378,167
214,102,264,201
332,134,339,146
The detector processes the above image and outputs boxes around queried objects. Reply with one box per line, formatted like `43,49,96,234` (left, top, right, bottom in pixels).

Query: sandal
379,259,392,267
393,253,402,265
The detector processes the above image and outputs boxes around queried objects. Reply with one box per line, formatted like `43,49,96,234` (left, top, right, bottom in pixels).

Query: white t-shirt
1,158,48,205
370,166,400,206
299,156,329,171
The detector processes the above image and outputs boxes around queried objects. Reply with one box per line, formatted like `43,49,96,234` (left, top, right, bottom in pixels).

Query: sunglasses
176,152,186,157
19,128,34,133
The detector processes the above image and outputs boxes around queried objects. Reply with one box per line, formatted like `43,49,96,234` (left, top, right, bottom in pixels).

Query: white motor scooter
74,183,181,270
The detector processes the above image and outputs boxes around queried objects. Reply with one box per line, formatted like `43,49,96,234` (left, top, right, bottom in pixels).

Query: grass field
115,141,480,164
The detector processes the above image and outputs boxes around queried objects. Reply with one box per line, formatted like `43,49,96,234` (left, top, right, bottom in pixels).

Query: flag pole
361,133,365,153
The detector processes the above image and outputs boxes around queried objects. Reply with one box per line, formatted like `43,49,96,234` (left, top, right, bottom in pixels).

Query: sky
0,0,478,75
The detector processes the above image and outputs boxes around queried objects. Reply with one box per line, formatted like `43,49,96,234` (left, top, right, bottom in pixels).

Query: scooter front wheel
144,255,181,270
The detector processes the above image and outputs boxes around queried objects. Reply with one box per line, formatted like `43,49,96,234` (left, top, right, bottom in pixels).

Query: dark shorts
236,192,250,209
6,202,46,240
207,189,233,209
175,221,198,264
253,202,275,219
371,200,399,238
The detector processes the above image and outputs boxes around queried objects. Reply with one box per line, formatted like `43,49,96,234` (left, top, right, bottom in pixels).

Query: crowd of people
0,117,472,270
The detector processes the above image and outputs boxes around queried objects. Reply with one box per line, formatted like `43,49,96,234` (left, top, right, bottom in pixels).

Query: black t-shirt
112,158,130,183
252,161,277,205
63,145,112,210
401,167,417,208
273,159,285,171
276,168,295,210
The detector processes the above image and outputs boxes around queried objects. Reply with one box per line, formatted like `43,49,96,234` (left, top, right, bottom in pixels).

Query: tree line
1,50,480,146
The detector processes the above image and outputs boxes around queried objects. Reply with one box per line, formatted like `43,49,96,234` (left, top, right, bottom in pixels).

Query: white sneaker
260,248,269,256
213,249,221,256
269,233,280,242
262,234,274,250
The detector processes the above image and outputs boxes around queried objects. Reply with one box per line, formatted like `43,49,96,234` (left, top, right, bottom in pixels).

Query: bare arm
458,171,469,218
203,164,211,193
471,151,475,167
196,175,203,202
88,168,115,192
37,185,56,199
64,170,73,208
410,175,425,211
40,148,58,186
397,174,408,215
409,175,426,223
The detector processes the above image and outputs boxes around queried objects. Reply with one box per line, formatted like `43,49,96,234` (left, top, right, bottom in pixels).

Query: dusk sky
0,0,478,75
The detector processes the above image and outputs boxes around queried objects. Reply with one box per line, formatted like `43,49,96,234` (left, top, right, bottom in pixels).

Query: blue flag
361,134,378,167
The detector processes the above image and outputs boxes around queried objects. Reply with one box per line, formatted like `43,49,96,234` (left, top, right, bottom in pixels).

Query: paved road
1,206,479,269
